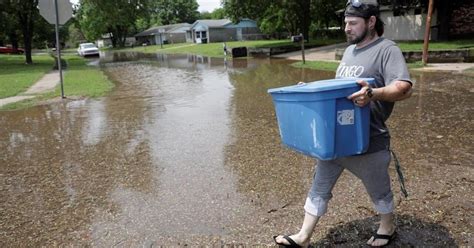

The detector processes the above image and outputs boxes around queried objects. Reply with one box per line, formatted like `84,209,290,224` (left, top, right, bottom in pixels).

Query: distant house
189,19,264,43
337,2,474,41
336,5,433,41
96,34,112,48
135,23,192,45
379,5,435,41
96,33,136,48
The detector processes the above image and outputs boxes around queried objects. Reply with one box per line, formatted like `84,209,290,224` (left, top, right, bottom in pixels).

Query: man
273,0,413,247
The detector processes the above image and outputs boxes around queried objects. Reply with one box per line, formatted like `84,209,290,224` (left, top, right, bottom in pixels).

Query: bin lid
268,78,374,94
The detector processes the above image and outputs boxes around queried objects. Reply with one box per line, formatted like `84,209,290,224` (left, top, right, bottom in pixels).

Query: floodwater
1,52,472,247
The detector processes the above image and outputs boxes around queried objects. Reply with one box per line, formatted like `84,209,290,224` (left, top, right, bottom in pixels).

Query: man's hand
348,79,413,106
348,80,372,107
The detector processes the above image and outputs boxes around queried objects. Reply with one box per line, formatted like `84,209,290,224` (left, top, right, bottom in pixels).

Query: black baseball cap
344,0,380,18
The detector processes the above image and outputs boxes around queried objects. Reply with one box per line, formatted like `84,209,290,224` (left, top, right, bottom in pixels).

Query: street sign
38,0,73,99
38,0,73,25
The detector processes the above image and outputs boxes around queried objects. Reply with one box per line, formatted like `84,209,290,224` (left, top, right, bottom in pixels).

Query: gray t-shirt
335,37,412,153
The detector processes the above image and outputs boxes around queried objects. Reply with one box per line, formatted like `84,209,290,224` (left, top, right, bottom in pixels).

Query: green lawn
120,39,344,58
122,39,474,58
57,55,114,98
122,41,287,57
292,61,340,71
464,67,474,78
0,54,114,110
0,55,55,98
397,39,474,51
291,59,424,72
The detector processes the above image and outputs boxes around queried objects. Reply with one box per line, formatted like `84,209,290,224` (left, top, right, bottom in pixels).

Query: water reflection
0,51,472,246
81,100,107,145
389,71,473,167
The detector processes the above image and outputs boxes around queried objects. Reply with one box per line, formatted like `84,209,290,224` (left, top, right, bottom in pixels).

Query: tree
199,11,213,20
224,0,313,40
33,16,70,49
224,0,469,41
210,8,226,19
198,8,226,20
150,0,199,25
1,0,39,64
0,1,20,47
0,0,73,64
0,1,7,45
67,23,86,48
312,0,345,29
77,0,150,47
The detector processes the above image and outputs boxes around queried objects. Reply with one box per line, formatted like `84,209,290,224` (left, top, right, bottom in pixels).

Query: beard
346,26,369,45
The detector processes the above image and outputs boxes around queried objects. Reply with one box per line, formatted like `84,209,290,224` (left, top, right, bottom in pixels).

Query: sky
69,0,222,13
197,0,221,12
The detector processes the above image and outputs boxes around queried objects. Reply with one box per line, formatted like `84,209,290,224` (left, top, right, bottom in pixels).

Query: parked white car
77,43,99,57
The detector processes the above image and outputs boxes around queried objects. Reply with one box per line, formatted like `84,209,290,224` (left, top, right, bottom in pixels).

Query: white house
379,6,438,41
135,23,192,45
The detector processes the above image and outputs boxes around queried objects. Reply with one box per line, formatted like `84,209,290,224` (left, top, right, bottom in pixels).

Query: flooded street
1,52,472,246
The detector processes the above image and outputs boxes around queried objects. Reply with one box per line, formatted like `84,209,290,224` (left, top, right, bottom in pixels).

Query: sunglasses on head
347,0,362,7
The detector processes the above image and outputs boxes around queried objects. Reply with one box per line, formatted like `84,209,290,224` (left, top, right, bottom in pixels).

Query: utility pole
422,0,434,66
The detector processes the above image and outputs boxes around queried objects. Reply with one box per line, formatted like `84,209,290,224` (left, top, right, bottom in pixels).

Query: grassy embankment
0,55,54,98
0,55,114,110
292,59,424,72
125,39,473,72
464,67,474,77
122,39,343,58
397,39,474,51
292,39,474,71
3,39,470,109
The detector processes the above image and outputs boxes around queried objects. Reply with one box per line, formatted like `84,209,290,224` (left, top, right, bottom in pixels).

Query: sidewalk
273,43,347,61
0,70,60,108
412,63,474,72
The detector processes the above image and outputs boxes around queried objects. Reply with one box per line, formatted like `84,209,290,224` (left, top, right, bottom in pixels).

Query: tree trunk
109,28,117,48
299,0,311,42
17,0,38,64
117,26,126,47
23,25,33,64
113,27,123,48
435,0,451,40
9,31,19,50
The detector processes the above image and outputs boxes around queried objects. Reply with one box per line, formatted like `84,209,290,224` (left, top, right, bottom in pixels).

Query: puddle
1,52,472,246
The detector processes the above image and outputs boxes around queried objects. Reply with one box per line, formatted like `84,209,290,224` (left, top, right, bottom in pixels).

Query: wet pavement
1,52,473,247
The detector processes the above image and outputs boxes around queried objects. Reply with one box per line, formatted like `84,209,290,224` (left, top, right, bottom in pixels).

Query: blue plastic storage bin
268,78,374,160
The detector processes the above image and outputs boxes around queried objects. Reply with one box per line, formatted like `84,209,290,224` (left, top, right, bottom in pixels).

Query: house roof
135,23,191,37
191,19,233,29
168,26,191,33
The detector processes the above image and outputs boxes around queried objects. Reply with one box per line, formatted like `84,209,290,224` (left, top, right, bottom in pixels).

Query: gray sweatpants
304,149,394,216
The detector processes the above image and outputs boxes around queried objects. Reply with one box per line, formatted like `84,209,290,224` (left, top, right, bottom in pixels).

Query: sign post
300,33,305,64
38,0,73,99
